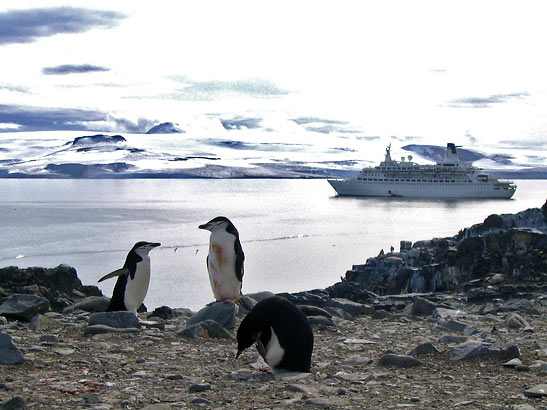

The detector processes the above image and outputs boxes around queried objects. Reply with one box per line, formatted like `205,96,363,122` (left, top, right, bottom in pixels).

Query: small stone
0,332,25,365
515,365,530,372
189,383,211,393
503,358,522,367
524,384,547,398
379,353,422,368
165,374,184,380
29,314,63,331
0,396,26,409
84,394,101,404
88,311,140,329
409,342,441,357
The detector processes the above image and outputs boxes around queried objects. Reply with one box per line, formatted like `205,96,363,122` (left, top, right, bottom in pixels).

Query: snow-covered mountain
0,124,544,178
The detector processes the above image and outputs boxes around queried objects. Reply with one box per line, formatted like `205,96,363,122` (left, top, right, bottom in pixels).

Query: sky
1,0,546,151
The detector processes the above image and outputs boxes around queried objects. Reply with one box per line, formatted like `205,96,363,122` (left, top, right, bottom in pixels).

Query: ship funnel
444,143,460,163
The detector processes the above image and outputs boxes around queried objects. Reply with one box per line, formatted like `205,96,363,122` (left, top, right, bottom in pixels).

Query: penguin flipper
98,268,129,283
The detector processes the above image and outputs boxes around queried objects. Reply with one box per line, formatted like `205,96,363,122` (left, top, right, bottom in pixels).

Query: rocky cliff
343,200,547,298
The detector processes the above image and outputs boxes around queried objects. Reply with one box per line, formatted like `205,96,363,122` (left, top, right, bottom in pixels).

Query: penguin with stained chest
198,216,245,303
236,296,314,373
98,241,161,313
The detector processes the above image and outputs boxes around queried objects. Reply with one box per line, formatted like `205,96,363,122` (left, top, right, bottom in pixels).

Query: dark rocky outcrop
341,205,547,299
0,265,103,315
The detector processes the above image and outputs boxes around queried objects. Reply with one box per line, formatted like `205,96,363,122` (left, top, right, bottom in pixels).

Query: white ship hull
328,179,516,199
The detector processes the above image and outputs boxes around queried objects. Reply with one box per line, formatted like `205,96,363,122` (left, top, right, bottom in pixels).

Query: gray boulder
88,311,141,329
63,296,110,314
407,297,438,316
326,298,373,316
0,332,25,365
0,294,50,321
187,302,236,329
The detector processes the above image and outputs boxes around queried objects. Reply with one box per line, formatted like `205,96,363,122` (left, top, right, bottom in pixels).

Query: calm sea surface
1,179,545,311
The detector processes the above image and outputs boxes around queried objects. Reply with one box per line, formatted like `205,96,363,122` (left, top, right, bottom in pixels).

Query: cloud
0,83,29,93
0,7,125,45
291,116,360,134
446,92,530,108
0,104,152,133
166,77,289,101
220,117,262,130
42,64,110,75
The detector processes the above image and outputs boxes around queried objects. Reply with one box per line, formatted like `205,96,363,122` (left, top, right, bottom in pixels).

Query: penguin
198,216,245,304
98,241,161,313
236,296,314,373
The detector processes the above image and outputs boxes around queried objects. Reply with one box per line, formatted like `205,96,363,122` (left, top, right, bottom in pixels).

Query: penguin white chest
264,327,285,369
124,256,150,313
207,230,240,300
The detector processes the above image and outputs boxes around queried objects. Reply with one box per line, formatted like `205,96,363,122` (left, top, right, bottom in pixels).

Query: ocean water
0,179,545,311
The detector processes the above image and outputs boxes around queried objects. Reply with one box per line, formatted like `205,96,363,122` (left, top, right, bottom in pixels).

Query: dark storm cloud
447,92,530,108
0,104,152,133
0,7,125,45
42,64,110,75
166,77,289,100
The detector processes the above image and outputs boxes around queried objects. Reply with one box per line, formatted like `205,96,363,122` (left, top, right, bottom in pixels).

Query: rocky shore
1,201,546,409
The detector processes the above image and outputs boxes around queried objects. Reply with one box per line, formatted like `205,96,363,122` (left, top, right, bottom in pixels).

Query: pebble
189,383,212,393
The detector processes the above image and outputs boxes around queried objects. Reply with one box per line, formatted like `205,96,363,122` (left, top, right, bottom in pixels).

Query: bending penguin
198,216,245,304
98,241,161,313
236,296,314,373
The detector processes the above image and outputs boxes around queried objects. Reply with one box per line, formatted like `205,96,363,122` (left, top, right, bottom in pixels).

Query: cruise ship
328,143,516,199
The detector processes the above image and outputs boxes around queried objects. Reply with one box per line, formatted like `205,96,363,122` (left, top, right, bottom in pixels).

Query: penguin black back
237,296,314,372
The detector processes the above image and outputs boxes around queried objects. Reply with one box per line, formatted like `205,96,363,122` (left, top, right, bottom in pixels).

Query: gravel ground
1,298,546,410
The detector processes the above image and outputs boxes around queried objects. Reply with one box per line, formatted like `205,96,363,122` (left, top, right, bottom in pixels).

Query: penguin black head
198,216,239,236
130,241,161,255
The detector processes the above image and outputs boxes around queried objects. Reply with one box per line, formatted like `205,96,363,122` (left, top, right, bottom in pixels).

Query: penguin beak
150,242,161,248
198,223,210,231
236,349,243,359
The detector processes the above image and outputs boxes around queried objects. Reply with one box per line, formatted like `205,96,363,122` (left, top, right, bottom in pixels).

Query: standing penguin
98,241,161,313
198,216,245,303
236,296,314,373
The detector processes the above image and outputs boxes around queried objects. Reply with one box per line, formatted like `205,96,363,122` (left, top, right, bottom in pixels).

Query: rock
0,332,25,365
433,308,467,319
506,313,531,330
379,353,422,368
523,384,547,398
245,291,275,303
437,319,468,333
372,309,391,320
177,319,233,339
0,396,26,409
188,383,211,393
325,298,373,316
29,314,63,331
409,342,441,356
84,325,140,335
439,335,468,344
0,295,50,321
450,341,500,361
88,312,141,329
408,297,438,316
307,316,334,327
501,344,521,360
63,296,110,313
187,302,236,329
503,358,522,367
